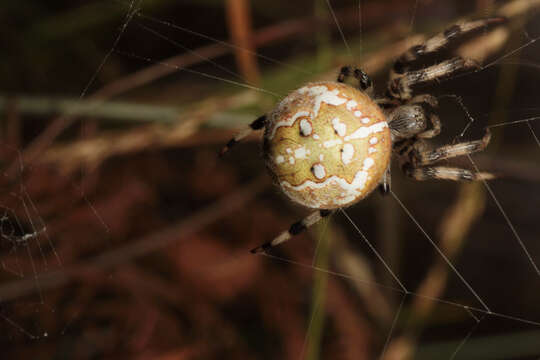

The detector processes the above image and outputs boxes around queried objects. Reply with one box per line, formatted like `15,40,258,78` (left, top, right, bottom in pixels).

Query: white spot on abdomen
294,147,307,159
312,164,326,179
369,137,378,145
299,119,312,136
332,117,347,137
268,85,349,139
341,143,354,165
346,100,357,110
276,155,285,164
363,157,374,170
345,122,388,141
270,111,310,139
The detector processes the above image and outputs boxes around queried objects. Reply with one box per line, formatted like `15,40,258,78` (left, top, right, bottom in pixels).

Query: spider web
2,0,540,359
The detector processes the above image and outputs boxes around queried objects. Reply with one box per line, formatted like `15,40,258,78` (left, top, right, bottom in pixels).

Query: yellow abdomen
263,81,392,209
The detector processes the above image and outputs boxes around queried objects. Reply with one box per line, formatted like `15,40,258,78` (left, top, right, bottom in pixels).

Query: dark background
1,0,540,359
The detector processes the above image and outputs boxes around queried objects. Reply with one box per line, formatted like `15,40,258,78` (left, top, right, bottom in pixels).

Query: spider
221,18,504,254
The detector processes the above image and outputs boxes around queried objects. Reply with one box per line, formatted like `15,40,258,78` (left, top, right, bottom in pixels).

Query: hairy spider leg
219,115,266,156
338,65,374,94
389,57,480,100
391,18,506,78
399,129,493,181
413,128,492,165
404,166,494,181
251,209,333,254
387,17,505,99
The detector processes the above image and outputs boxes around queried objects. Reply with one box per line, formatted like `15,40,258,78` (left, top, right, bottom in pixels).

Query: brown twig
226,0,260,85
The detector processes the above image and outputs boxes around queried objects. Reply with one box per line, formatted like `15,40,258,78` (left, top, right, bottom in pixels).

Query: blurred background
1,0,540,359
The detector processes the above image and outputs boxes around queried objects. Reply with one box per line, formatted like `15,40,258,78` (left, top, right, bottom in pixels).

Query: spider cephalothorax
221,18,503,253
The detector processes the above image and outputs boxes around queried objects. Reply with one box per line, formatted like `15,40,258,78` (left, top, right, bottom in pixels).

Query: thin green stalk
304,217,332,360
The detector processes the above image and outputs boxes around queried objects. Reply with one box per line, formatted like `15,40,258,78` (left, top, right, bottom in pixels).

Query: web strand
526,121,540,148
389,191,491,312
80,0,141,99
135,21,247,83
115,50,282,97
448,314,484,360
379,293,407,360
325,0,353,61
487,116,540,129
340,209,407,292
357,0,363,61
137,13,313,76
466,155,540,277
261,252,540,328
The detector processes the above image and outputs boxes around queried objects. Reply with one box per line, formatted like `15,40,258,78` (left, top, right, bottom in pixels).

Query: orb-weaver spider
221,18,504,254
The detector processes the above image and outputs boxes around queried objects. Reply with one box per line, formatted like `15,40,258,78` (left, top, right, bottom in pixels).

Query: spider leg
338,66,373,94
413,129,491,165
391,18,505,79
250,209,333,254
375,98,400,109
400,130,494,181
388,57,479,100
378,166,391,195
408,94,438,108
219,115,266,156
417,114,441,139
404,165,494,181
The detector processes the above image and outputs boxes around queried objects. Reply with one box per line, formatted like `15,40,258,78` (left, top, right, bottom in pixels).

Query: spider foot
219,139,238,157
250,210,333,254
219,115,266,157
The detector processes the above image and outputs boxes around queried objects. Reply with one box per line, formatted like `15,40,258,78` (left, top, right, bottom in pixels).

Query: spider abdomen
263,81,391,209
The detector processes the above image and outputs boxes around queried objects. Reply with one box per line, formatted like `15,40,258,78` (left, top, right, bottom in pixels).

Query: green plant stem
305,218,332,360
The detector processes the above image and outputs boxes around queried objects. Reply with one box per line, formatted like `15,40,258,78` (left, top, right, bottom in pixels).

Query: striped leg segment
408,94,438,108
250,209,333,254
413,129,491,165
391,18,505,78
404,166,494,181
219,115,266,156
388,17,505,100
388,57,479,99
338,66,373,93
